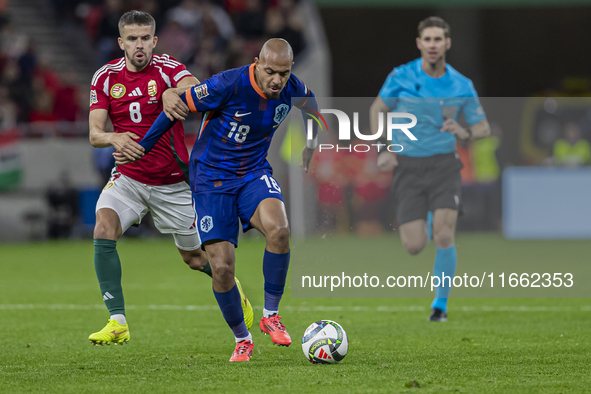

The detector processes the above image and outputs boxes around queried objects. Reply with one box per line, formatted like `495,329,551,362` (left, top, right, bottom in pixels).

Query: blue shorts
192,174,284,246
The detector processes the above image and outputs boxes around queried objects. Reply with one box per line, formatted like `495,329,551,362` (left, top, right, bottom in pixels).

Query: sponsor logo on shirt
90,90,98,106
173,70,192,82
110,83,126,98
194,84,209,100
148,79,157,97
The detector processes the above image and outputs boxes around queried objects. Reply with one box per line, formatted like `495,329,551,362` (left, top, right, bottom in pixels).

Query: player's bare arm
162,76,200,121
440,118,491,141
302,98,317,171
299,96,319,173
371,96,398,172
113,147,140,165
468,119,491,140
115,76,201,164
89,108,145,161
302,146,314,173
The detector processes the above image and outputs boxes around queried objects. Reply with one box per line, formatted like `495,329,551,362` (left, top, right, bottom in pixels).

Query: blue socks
426,211,433,243
213,249,290,339
431,244,457,312
213,284,249,340
262,250,290,312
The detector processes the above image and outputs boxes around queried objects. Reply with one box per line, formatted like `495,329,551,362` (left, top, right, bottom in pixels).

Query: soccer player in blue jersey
115,39,318,361
370,17,491,322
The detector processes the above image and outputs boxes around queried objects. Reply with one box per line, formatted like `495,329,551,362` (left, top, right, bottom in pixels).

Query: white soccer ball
301,320,348,364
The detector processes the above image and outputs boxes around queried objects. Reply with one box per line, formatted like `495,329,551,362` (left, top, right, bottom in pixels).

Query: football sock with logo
431,244,457,313
201,262,213,277
94,239,125,316
263,250,290,313
213,284,249,340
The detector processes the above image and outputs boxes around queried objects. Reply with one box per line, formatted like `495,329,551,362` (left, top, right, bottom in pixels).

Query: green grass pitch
0,234,590,393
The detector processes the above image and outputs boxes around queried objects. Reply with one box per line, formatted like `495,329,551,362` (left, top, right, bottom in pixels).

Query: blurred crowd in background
0,0,305,126
56,0,305,80
0,6,81,126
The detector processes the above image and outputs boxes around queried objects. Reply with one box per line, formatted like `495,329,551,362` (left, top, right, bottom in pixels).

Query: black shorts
392,152,463,226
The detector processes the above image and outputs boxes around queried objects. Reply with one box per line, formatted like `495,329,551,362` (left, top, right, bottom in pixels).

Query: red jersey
90,54,194,185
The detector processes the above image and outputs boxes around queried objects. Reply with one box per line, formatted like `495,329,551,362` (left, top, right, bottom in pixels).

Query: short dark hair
118,11,156,36
418,16,450,38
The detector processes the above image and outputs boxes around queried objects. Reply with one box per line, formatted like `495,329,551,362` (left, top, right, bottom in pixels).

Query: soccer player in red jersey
87,11,253,345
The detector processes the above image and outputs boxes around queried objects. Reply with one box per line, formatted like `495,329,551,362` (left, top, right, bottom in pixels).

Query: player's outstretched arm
302,146,314,173
113,87,205,165
296,91,319,173
114,111,179,165
114,78,227,165
162,76,200,121
89,108,145,162
114,83,207,165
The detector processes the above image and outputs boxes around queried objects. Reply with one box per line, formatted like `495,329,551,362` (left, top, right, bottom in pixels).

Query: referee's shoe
428,308,447,322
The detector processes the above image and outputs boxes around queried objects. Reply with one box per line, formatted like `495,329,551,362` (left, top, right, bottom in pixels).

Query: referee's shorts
391,152,463,226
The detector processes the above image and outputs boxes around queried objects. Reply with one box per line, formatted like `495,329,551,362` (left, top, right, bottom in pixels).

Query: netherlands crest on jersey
193,84,209,100
273,104,289,124
148,79,157,97
110,83,126,98
200,215,214,233
90,90,98,106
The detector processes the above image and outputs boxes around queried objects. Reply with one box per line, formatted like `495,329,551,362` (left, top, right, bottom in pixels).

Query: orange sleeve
185,87,197,112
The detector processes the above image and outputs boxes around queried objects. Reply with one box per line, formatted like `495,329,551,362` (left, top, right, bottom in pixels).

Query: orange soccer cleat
259,314,292,346
229,340,254,362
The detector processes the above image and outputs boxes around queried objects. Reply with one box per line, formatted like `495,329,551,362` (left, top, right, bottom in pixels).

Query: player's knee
212,260,235,280
267,225,290,250
434,231,454,249
207,249,235,279
402,239,425,256
405,246,424,256
185,252,207,271
93,222,118,240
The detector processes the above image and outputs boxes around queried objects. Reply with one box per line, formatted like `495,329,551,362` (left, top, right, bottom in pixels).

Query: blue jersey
140,63,315,191
379,58,486,157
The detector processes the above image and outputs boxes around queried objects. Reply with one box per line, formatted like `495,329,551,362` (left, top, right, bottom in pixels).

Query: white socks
263,308,278,318
111,314,127,325
236,333,253,343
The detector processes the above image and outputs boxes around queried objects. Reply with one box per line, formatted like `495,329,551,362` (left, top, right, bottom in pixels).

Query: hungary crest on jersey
148,80,157,97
